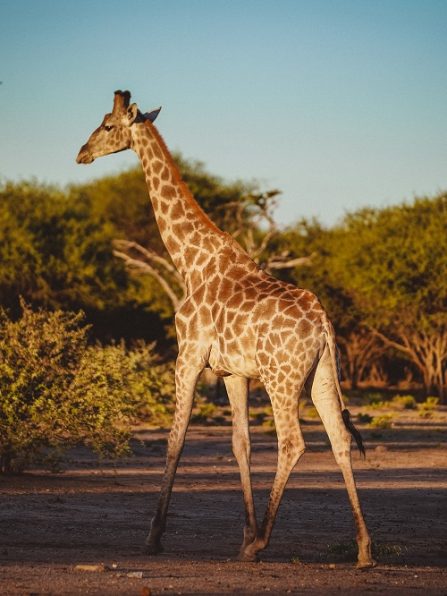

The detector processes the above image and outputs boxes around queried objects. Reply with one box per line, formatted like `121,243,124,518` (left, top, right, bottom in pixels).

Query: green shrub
117,340,175,426
419,396,439,410
0,301,174,473
365,392,386,405
392,395,417,409
326,540,357,560
262,417,276,430
368,400,390,410
418,396,439,418
357,412,373,424
191,399,218,423
370,414,393,429
251,410,268,424
303,405,320,419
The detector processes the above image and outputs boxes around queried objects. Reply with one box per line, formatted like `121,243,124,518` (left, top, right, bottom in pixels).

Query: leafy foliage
0,180,171,344
333,195,447,398
0,301,174,473
0,181,125,310
332,196,447,327
392,395,417,410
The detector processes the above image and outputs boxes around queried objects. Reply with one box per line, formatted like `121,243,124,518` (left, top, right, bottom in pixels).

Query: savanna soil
1,408,447,595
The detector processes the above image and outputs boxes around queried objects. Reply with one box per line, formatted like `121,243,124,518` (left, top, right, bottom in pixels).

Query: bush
357,412,373,424
364,392,385,405
418,396,439,418
370,414,393,429
392,395,417,410
0,301,174,473
191,400,218,423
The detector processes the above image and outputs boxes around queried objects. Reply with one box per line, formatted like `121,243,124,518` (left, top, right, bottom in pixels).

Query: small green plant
368,400,390,410
251,406,275,430
365,392,386,405
417,396,439,418
370,414,393,429
392,394,417,410
326,540,357,561
251,406,271,425
418,410,432,419
418,396,439,412
191,399,217,423
357,412,373,424
252,410,267,424
262,417,276,431
303,405,320,419
373,543,406,558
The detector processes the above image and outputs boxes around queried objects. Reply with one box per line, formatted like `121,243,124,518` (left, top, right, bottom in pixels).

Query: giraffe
76,90,375,568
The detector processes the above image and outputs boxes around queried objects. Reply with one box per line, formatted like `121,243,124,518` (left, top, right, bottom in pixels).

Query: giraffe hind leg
308,346,376,568
223,375,258,557
241,380,306,561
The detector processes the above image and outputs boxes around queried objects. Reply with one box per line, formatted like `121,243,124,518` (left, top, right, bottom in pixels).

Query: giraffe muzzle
76,145,95,164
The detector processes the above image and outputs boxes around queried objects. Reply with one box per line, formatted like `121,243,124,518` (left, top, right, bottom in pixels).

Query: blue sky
1,0,446,225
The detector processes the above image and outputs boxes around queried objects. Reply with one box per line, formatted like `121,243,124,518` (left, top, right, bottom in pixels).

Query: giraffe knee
334,448,351,465
332,434,352,464
279,436,305,462
232,432,250,460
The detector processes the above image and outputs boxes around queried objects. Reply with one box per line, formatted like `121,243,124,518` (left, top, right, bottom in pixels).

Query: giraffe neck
131,120,253,288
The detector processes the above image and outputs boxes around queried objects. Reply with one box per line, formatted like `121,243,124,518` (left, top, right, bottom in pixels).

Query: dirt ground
1,412,447,595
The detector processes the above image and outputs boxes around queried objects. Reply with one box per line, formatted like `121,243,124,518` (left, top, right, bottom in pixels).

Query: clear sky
1,0,446,225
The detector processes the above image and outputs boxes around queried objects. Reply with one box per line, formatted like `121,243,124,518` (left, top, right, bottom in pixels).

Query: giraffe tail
322,314,366,458
342,408,366,458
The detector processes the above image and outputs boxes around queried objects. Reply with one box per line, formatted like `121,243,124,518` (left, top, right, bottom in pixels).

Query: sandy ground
1,415,446,595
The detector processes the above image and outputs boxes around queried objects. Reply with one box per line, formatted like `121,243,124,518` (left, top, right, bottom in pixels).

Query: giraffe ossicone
76,90,376,568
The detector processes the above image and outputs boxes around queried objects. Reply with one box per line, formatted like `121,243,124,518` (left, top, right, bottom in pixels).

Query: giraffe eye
104,125,114,132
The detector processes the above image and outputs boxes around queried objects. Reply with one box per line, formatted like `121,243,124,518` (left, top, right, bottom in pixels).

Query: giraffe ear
126,103,139,125
144,107,162,123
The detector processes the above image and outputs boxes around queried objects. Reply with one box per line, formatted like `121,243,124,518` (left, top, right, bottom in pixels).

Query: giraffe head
76,90,161,164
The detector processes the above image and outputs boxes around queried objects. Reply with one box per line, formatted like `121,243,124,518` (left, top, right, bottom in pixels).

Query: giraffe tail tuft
342,408,366,458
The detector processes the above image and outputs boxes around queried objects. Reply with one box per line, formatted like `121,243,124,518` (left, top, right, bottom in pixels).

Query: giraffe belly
208,343,260,379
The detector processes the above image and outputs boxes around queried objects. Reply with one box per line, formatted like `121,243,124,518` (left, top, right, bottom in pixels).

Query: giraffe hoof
356,558,377,569
145,541,164,555
238,550,259,563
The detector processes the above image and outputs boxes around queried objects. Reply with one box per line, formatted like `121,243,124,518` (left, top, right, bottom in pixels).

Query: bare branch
250,228,277,261
267,253,315,271
113,248,182,310
370,328,413,356
113,239,178,277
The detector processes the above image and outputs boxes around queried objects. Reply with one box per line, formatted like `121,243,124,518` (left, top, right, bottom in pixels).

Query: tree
0,181,127,310
0,180,169,345
332,194,447,400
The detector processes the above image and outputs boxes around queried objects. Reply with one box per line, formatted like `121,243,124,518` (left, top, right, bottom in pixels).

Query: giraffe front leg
146,355,203,555
223,375,258,558
241,397,305,562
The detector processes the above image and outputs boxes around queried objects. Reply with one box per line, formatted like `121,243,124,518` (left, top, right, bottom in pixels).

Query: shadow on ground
0,424,446,594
